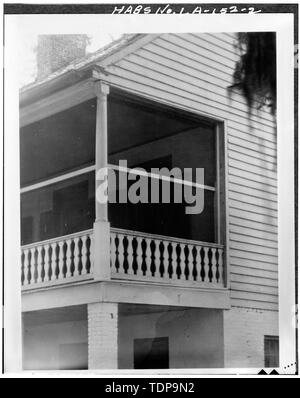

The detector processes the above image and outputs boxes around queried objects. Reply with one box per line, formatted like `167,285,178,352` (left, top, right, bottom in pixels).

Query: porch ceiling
22,304,87,326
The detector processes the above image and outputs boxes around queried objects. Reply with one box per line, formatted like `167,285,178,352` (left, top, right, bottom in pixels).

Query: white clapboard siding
229,224,277,242
230,233,278,249
231,273,278,287
228,167,277,188
230,266,278,281
229,184,277,203
104,33,278,310
228,128,276,149
228,135,277,157
229,216,277,235
229,149,277,169
228,175,277,196
230,257,277,273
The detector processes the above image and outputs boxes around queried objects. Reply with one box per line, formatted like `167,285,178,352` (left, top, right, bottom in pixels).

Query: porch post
88,302,119,369
93,81,111,280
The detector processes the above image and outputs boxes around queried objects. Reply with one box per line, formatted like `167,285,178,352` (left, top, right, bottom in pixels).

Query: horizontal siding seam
229,153,277,171
230,288,278,297
161,35,235,70
228,166,277,184
229,195,278,211
230,267,278,276
230,255,278,266
228,134,277,152
228,123,276,143
228,188,277,204
119,56,268,118
135,48,230,86
229,220,277,232
182,33,240,62
231,304,278,312
230,275,278,286
229,229,278,242
228,146,277,165
190,33,237,56
229,205,278,220
230,239,278,251
205,33,236,49
149,39,234,78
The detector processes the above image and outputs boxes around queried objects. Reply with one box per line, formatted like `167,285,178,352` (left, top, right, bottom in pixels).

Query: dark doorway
134,337,169,369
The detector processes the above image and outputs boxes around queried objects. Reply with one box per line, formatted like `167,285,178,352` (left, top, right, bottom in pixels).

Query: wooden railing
110,228,225,287
21,229,93,288
21,228,225,289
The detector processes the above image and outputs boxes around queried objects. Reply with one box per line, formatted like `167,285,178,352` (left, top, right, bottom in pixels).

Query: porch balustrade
110,228,225,286
21,228,225,289
21,229,93,287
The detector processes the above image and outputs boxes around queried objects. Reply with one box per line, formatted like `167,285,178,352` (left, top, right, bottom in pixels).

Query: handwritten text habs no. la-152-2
112,4,262,15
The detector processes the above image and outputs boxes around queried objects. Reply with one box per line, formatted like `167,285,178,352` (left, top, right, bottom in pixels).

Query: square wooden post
93,81,111,280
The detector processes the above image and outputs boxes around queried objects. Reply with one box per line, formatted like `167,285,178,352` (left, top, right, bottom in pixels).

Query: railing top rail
110,227,224,249
21,229,93,250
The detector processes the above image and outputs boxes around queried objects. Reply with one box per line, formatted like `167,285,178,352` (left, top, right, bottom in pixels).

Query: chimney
36,34,89,81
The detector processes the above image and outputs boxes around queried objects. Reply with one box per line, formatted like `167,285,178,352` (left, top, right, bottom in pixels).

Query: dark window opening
134,337,169,369
264,335,279,368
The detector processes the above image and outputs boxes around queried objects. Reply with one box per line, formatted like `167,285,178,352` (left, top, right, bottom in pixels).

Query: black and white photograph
1,1,298,378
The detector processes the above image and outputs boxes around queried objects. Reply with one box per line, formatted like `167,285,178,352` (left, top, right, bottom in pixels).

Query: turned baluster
88,233,94,274
145,238,152,277
72,237,80,276
200,246,206,282
65,239,72,278
35,246,42,284
218,248,224,284
170,242,176,279
211,247,217,283
195,246,201,282
80,235,88,275
187,244,194,281
118,234,125,274
110,233,117,273
136,237,143,277
57,241,64,279
159,241,165,279
126,235,134,275
23,249,29,286
179,243,185,281
43,244,50,282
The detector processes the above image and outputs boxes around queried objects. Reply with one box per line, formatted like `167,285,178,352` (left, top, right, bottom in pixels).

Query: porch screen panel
20,99,96,187
107,95,217,243
21,171,95,245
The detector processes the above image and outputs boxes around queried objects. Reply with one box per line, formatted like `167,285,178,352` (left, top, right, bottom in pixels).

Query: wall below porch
22,304,224,370
23,304,278,370
118,305,224,369
223,306,279,368
22,305,88,370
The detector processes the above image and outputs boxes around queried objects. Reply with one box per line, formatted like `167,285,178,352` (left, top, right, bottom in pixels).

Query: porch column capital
94,81,110,98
